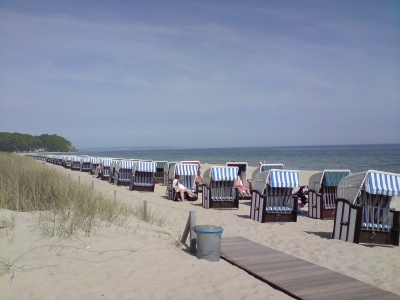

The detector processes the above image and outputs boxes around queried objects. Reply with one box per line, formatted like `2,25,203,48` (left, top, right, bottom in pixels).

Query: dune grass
0,152,165,239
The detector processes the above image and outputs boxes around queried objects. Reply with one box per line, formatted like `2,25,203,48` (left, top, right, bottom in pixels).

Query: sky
0,0,399,149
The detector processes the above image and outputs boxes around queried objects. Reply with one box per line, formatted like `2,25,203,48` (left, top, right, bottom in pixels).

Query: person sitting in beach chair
195,170,203,185
235,175,251,197
173,175,196,201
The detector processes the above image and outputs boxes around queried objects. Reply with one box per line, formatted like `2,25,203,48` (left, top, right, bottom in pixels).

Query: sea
70,144,400,174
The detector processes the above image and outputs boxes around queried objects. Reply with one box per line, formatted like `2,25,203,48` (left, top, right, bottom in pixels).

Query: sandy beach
1,162,399,299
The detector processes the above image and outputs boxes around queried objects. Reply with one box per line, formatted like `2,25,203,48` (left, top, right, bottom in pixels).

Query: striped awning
261,164,284,172
364,171,400,196
102,159,113,167
268,170,299,188
120,160,135,169
136,162,156,172
175,164,198,176
90,157,100,163
322,170,350,187
211,167,238,181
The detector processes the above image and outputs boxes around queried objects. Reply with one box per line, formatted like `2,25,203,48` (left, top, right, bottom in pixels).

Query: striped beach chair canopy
71,156,81,162
118,160,135,169
136,162,156,172
90,157,100,164
338,170,400,203
175,164,199,176
181,161,201,167
268,170,299,188
252,170,299,194
363,171,400,196
309,170,351,191
322,170,350,186
101,158,113,167
82,157,91,163
211,167,238,181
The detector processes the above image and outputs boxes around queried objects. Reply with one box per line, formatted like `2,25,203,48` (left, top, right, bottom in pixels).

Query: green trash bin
194,225,224,262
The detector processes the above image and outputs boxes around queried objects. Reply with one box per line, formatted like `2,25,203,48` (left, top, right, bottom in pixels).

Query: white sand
1,163,399,299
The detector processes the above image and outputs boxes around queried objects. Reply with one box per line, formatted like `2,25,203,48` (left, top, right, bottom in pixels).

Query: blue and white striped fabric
136,162,156,172
102,158,113,167
90,158,100,164
120,160,135,169
268,171,299,188
364,172,400,196
175,164,198,176
322,171,350,187
211,167,238,181
82,157,91,163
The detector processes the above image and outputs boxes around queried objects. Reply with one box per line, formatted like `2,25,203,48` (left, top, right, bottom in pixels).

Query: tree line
0,132,77,152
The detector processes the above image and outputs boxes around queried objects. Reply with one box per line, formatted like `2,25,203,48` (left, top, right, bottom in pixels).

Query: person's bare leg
180,190,185,201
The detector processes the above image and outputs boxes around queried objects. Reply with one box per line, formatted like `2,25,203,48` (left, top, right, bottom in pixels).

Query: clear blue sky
1,1,399,149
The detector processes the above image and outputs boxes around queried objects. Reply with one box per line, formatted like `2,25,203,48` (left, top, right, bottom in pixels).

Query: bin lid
194,225,223,234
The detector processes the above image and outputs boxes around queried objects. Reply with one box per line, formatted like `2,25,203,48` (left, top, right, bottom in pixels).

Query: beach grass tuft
0,152,166,238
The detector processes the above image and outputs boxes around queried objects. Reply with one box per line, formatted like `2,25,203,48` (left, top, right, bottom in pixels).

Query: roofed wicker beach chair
307,170,350,220
63,156,72,169
164,162,177,186
166,164,199,201
71,156,81,171
113,160,135,186
56,155,63,166
108,158,124,184
80,157,92,173
129,161,156,192
202,166,239,209
46,155,55,164
250,169,300,222
332,170,400,246
100,158,113,181
89,157,100,175
154,161,168,184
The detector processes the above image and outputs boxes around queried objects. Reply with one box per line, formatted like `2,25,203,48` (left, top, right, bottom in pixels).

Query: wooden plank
221,237,400,300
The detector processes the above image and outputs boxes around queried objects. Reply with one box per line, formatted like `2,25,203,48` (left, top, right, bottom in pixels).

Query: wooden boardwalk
220,237,399,300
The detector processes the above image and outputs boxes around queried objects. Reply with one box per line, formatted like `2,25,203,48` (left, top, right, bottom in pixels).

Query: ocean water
73,144,400,174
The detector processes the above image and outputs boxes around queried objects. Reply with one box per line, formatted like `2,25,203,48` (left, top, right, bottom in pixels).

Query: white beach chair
129,161,156,192
112,160,135,186
167,164,199,201
307,170,350,220
202,166,239,209
332,170,400,246
250,169,299,222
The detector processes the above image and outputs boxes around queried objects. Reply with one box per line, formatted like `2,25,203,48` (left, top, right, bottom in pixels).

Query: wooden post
78,176,80,185
189,211,196,253
181,211,196,253
114,190,116,201
92,180,94,190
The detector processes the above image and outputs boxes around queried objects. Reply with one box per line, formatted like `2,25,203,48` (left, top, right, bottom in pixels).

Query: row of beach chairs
28,154,400,247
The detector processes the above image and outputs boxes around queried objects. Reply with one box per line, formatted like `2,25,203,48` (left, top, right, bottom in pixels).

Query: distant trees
0,132,77,152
